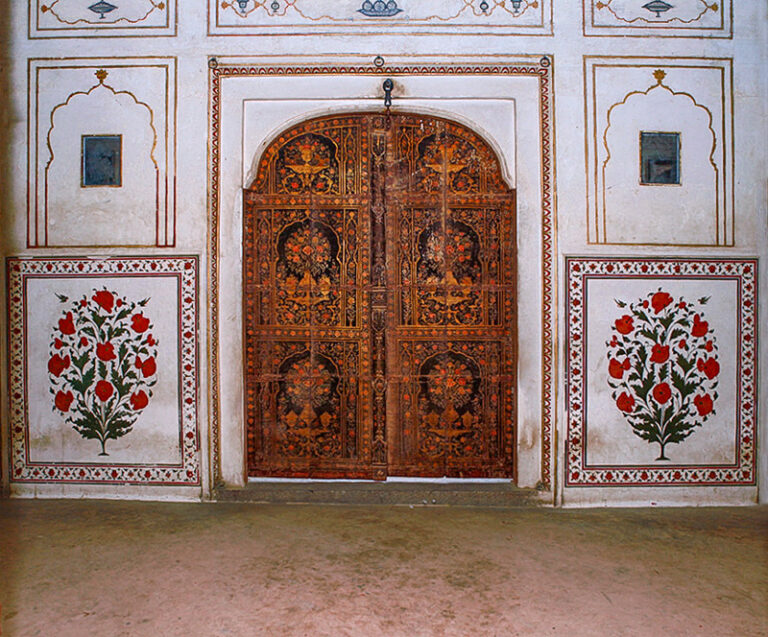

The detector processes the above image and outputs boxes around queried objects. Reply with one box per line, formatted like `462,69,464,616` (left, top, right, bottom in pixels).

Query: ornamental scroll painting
606,290,719,461
212,0,551,34
48,289,158,456
33,0,175,37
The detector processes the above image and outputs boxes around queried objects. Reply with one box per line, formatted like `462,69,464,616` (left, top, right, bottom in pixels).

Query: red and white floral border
6,256,200,485
565,257,757,487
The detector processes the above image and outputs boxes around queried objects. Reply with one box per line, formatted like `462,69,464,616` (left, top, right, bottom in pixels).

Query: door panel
386,115,516,477
244,112,515,479
244,116,374,478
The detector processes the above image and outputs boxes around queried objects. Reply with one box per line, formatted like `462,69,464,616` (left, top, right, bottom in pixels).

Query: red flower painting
96,342,117,362
48,289,159,456
54,390,74,412
651,291,673,314
614,315,634,335
95,380,114,402
616,392,635,413
131,313,150,333
130,390,149,411
92,290,114,313
606,289,720,460
58,312,75,335
48,354,70,377
650,344,670,364
691,314,709,337
652,382,671,404
693,394,714,417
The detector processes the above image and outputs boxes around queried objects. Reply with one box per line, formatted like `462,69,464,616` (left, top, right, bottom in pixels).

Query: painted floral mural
48,289,159,455
606,290,719,460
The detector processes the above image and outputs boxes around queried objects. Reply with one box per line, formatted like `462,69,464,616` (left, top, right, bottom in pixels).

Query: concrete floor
0,501,766,637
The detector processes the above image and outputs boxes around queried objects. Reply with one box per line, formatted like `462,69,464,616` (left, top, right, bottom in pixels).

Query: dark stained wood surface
244,113,516,479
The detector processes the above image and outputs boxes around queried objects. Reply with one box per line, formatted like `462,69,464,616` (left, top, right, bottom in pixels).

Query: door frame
207,56,556,495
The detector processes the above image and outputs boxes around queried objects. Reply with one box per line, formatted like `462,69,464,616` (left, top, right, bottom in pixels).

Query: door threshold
248,477,379,484
221,479,540,507
386,477,512,484
248,477,512,484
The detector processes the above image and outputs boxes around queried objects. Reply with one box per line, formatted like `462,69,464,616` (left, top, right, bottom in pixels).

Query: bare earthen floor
0,501,766,637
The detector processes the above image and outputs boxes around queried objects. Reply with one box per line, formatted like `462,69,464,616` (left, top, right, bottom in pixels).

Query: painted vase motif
606,290,719,460
48,289,159,455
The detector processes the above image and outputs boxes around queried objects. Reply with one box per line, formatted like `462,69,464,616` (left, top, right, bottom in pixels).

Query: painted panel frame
7,256,200,486
565,257,757,487
583,0,732,38
27,57,178,248
208,0,553,36
30,0,177,38
584,57,734,246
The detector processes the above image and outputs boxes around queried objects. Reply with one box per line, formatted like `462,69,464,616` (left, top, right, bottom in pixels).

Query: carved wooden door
244,113,516,480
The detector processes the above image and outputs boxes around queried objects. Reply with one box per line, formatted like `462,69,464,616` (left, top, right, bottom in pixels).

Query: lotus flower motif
642,0,674,18
359,1,402,17
88,1,117,19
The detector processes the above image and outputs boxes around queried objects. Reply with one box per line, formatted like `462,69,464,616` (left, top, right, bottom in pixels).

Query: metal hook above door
383,78,394,110
382,78,394,128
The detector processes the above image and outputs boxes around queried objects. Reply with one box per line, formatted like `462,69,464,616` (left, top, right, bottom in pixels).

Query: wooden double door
244,112,516,480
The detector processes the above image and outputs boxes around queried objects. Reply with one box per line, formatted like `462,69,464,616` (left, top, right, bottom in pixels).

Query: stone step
215,481,546,507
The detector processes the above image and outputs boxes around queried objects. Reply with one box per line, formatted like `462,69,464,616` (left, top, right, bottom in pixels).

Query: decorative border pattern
207,58,556,489
565,257,757,487
7,256,199,486
208,0,552,36
583,0,732,38
27,58,177,248
31,0,177,38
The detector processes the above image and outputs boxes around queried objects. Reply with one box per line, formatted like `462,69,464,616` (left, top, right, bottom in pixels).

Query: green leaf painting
606,290,719,461
48,289,159,455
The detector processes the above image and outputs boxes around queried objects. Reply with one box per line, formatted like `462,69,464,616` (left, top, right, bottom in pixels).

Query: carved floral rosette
7,256,199,485
565,258,757,487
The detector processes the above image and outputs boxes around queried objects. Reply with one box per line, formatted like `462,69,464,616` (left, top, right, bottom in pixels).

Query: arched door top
244,112,516,480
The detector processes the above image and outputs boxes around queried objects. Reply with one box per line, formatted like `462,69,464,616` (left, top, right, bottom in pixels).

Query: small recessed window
81,135,122,187
640,132,680,185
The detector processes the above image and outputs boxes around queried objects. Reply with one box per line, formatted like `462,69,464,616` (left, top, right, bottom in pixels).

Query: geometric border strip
565,257,757,487
6,256,199,486
208,57,557,489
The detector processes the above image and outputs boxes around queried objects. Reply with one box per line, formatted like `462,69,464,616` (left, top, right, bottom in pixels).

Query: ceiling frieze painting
31,0,176,37
210,0,552,35
584,0,732,37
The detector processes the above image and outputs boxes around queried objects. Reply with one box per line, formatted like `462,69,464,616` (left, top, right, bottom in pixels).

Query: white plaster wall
1,0,765,504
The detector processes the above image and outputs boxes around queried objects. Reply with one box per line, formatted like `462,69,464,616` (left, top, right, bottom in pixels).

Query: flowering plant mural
48,289,159,455
607,290,719,460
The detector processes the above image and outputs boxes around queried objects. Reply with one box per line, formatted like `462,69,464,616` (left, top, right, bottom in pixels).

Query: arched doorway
244,112,516,480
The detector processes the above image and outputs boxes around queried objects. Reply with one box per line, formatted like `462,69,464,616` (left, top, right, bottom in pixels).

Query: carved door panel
244,116,374,478
385,115,516,477
244,113,515,479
